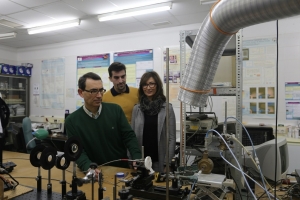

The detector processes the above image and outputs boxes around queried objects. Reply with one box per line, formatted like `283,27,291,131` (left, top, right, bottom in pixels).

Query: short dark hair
78,72,101,90
108,62,126,77
138,71,166,101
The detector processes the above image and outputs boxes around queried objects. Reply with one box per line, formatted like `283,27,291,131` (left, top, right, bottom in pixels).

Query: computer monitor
295,169,300,184
242,125,274,146
243,137,289,182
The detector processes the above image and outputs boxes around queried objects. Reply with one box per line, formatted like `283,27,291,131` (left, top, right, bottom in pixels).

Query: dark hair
138,71,166,101
78,72,101,90
108,62,126,77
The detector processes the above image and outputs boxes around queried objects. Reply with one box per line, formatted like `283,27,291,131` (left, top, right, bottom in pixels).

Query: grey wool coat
131,102,176,172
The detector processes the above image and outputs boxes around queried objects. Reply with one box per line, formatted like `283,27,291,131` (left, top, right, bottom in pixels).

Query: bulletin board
76,53,110,109
40,58,65,109
113,49,153,87
242,38,277,118
75,49,154,109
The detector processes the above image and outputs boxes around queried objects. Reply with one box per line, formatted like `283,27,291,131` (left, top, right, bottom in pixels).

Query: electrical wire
231,136,272,190
205,129,256,198
49,136,59,150
3,158,29,160
0,169,19,190
26,138,36,149
187,180,197,200
1,174,16,190
219,152,278,200
97,159,141,167
281,183,300,199
225,116,271,199
227,167,243,200
5,176,70,185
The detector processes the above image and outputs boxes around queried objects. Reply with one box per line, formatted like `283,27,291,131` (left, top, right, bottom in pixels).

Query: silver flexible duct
178,0,300,107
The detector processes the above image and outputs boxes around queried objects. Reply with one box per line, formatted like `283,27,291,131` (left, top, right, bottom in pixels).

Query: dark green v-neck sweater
65,102,141,171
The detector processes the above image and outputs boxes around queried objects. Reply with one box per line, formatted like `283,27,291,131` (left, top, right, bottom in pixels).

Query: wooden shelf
10,115,26,118
0,88,26,91
5,101,26,104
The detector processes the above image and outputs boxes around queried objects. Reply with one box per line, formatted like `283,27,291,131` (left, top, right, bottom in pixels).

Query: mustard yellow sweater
102,86,138,124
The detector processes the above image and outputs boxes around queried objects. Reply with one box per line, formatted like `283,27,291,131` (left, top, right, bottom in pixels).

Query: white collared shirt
83,104,102,119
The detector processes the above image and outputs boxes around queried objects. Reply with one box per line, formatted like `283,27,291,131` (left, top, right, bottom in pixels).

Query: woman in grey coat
131,71,176,173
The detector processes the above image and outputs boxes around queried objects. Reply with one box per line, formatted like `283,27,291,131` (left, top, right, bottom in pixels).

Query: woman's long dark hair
138,71,166,102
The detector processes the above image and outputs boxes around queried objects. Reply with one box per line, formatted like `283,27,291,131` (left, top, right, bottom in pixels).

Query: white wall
16,23,200,120
0,45,18,65
1,14,300,173
242,15,300,129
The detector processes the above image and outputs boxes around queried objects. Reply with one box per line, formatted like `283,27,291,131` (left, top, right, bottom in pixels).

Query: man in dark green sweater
65,72,141,173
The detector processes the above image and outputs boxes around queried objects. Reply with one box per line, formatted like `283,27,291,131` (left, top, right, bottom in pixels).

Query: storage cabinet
0,75,29,123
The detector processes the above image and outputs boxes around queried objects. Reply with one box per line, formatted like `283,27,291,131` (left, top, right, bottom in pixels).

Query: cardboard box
8,65,16,75
16,66,26,76
1,64,10,74
24,66,32,76
21,63,33,68
7,95,20,99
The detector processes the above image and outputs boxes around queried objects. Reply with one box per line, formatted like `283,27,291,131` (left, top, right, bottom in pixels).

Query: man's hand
132,161,137,170
94,168,101,181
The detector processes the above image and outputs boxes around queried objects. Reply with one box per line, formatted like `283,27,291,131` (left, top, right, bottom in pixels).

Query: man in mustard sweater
102,62,138,124
65,72,141,173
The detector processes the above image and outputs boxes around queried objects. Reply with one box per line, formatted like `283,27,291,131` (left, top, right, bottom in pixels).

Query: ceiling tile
22,37,56,46
79,17,111,30
169,0,210,16
53,27,97,40
10,0,60,8
85,26,122,37
62,0,116,15
99,17,138,26
0,25,14,32
8,10,56,28
14,32,37,40
0,0,207,49
34,1,87,21
53,26,89,35
141,17,181,29
132,11,174,21
15,29,29,35
46,34,76,43
108,0,170,10
0,16,29,27
68,33,97,41
175,12,208,25
111,21,149,33
0,42,26,48
0,0,27,15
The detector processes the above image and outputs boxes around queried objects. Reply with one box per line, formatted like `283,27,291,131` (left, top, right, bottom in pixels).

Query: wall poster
40,58,65,109
285,82,300,120
242,38,277,118
113,49,153,87
163,46,191,107
76,53,110,109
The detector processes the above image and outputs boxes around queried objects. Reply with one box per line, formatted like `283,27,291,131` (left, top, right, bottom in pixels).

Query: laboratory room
1,0,300,199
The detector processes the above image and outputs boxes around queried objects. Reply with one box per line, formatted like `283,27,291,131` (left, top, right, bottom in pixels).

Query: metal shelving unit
0,74,30,123
179,29,244,200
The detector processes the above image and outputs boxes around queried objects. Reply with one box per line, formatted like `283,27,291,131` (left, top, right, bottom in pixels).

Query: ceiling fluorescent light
27,19,80,35
0,32,16,40
200,0,217,5
98,2,172,22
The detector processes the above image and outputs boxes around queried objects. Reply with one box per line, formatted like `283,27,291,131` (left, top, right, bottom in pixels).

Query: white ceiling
0,0,211,49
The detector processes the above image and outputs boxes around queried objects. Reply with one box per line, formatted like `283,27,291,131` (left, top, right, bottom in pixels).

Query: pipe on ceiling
178,0,300,107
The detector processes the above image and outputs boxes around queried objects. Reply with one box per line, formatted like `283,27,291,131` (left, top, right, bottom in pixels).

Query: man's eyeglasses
142,82,156,89
84,88,106,95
